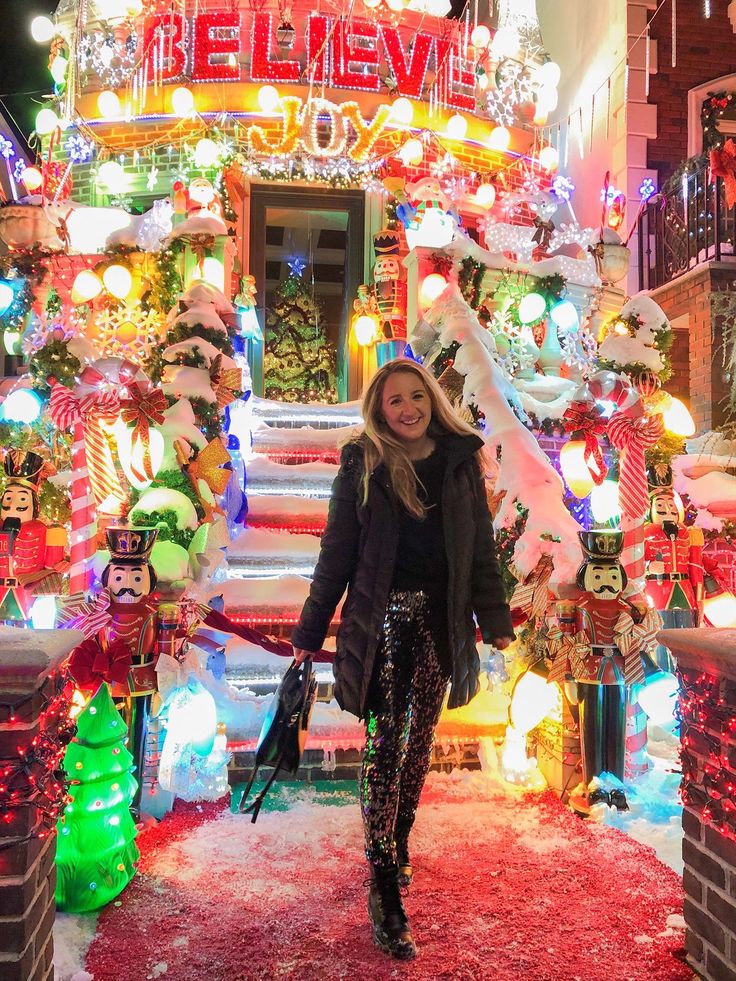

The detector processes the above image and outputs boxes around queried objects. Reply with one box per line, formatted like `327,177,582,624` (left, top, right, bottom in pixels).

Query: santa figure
549,530,658,813
0,449,65,624
644,467,703,646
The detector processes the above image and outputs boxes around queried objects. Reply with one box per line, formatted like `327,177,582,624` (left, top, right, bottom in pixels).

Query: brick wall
650,263,736,431
662,628,736,981
647,0,736,185
0,631,82,981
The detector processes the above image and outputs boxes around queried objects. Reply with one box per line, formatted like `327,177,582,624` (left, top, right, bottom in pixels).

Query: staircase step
251,395,363,430
206,576,341,627
228,527,320,579
245,455,338,498
251,421,355,465
245,495,327,535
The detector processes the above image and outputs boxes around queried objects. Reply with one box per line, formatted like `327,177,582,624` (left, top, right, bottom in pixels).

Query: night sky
0,0,59,143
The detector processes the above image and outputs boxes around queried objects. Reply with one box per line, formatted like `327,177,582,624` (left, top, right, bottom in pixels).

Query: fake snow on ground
55,724,689,981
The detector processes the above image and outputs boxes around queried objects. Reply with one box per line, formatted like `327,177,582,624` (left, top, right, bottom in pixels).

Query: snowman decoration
404,177,458,251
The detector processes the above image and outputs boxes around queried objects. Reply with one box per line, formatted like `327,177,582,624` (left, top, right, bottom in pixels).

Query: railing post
715,175,722,262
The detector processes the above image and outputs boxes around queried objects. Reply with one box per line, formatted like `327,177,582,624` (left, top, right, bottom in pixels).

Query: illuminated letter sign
251,12,300,83
192,12,241,81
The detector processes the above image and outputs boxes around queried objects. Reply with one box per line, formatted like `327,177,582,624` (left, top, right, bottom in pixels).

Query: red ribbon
68,637,132,691
119,383,167,481
562,400,609,487
710,138,736,209
607,412,665,519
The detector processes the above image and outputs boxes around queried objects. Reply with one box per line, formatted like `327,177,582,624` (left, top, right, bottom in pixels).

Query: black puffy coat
291,431,514,719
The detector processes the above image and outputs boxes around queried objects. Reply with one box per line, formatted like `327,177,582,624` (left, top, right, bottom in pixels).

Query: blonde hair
343,359,483,518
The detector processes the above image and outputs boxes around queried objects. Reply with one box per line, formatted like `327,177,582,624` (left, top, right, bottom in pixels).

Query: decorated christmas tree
263,259,336,403
56,684,139,913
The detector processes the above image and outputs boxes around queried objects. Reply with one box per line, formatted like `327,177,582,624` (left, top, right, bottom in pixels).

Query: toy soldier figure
644,466,704,671
0,449,65,624
549,530,659,814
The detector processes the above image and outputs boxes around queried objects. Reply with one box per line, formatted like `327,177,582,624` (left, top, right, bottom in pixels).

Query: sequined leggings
360,590,450,868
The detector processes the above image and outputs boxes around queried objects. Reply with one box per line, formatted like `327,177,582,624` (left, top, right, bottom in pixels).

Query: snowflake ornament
95,302,163,363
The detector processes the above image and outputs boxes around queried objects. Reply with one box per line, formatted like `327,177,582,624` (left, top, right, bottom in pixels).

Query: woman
292,359,513,960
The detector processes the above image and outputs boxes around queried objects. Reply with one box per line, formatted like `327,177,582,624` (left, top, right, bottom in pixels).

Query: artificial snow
421,285,582,584
598,333,665,371
687,430,736,457
228,526,321,559
163,337,238,371
620,294,668,343
246,494,328,522
168,213,228,238
204,574,315,616
162,364,216,403
53,912,97,981
183,281,233,314
158,400,207,470
250,420,357,451
513,375,578,421
131,488,199,530
672,453,736,522
171,301,228,334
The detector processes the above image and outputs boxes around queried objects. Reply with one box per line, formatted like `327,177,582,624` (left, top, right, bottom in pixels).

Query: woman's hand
293,647,317,666
492,636,514,650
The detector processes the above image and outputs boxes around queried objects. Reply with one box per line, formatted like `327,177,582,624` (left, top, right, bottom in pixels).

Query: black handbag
238,658,317,822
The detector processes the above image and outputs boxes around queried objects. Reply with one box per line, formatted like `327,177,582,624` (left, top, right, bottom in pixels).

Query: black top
391,444,449,594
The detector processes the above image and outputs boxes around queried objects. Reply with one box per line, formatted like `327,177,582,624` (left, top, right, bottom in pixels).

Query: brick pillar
0,628,83,981
660,627,736,981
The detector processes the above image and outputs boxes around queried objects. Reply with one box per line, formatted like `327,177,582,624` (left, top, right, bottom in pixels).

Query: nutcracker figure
644,467,704,671
69,526,184,815
0,449,65,624
372,228,405,339
549,530,659,813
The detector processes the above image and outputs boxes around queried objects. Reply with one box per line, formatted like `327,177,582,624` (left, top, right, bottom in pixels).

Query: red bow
607,412,665,519
68,637,131,691
563,400,609,487
710,139,736,208
120,383,167,481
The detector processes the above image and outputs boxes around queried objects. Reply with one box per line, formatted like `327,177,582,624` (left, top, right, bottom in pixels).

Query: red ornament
633,369,661,398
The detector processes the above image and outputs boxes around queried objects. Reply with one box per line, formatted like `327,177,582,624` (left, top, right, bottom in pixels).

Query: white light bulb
31,16,56,43
446,114,468,140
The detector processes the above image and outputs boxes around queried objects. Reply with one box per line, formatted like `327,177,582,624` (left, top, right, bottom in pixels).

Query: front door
249,187,365,403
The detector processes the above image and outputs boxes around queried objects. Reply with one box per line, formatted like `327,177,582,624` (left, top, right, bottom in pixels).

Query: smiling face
582,562,624,600
1,484,35,525
106,563,152,603
380,370,432,446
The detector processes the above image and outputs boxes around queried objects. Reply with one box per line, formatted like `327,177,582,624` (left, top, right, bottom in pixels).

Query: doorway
249,187,365,403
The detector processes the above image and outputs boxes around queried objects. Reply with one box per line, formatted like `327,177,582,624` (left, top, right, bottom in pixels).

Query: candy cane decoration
607,402,665,586
68,421,96,597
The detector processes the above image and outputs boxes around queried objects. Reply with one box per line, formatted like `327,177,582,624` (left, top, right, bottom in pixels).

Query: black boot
368,864,417,960
396,840,413,888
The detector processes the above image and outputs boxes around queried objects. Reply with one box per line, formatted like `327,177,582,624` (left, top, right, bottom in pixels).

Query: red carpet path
85,784,690,981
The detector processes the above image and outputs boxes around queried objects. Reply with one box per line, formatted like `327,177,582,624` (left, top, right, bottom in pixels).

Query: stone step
227,527,320,579
245,455,338,499
251,395,363,430
250,421,355,465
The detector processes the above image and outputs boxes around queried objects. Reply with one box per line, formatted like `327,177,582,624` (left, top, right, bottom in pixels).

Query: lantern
31,16,56,42
114,420,165,491
103,264,133,300
0,390,43,425
21,167,43,192
636,671,678,726
353,314,379,347
391,98,414,126
518,292,546,325
171,86,195,116
509,669,561,735
194,138,220,169
71,270,103,304
0,282,14,316
663,396,696,437
446,114,468,140
475,183,496,209
35,108,60,136
258,85,280,113
560,439,597,498
550,299,579,331
3,328,22,356
590,479,621,523
419,273,448,309
702,577,736,628
97,90,121,117
398,139,423,166
30,596,57,630
488,126,511,152
470,24,491,48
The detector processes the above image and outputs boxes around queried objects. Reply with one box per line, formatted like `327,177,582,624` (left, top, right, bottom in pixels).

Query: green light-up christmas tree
263,257,336,403
55,684,139,912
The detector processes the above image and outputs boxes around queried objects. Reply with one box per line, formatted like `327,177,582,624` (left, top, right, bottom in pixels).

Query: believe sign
137,10,475,112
